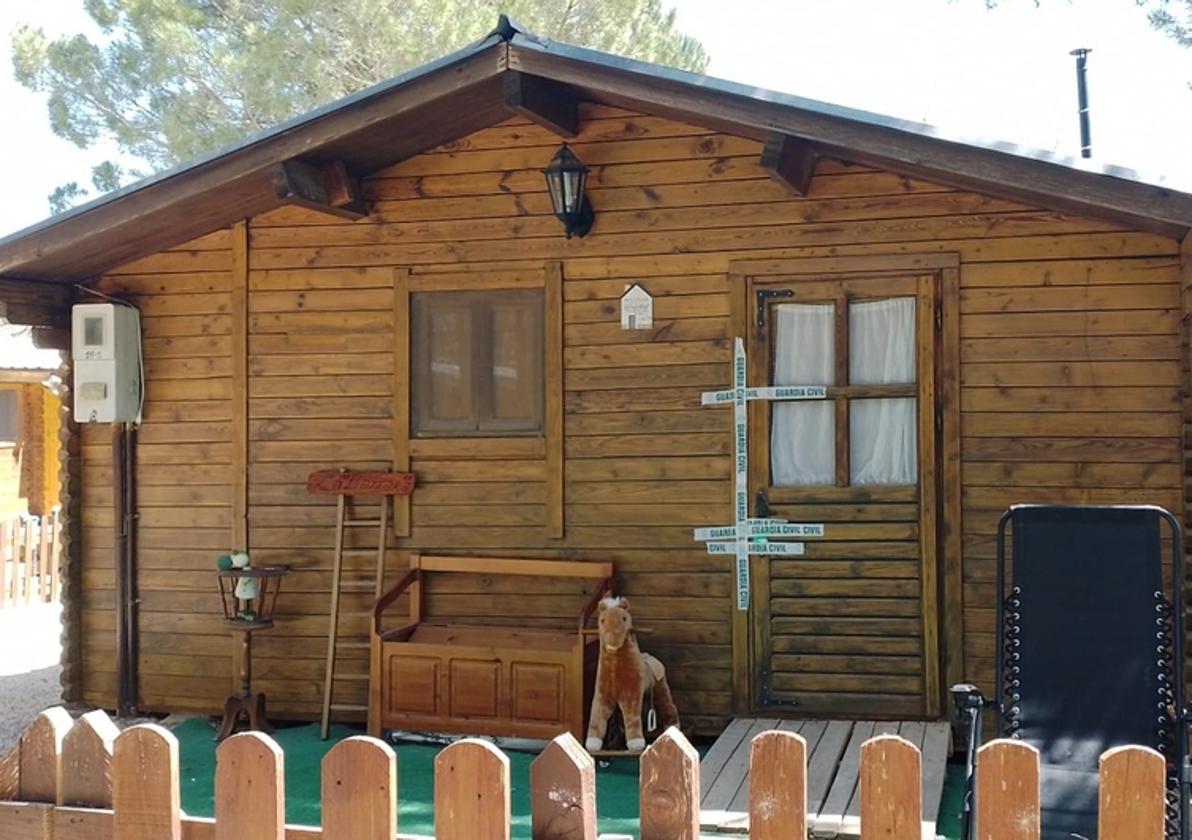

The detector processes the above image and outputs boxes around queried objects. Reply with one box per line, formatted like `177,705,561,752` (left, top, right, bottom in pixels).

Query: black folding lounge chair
952,504,1188,840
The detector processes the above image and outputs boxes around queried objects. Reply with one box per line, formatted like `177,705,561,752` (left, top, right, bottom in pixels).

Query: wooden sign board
307,470,416,496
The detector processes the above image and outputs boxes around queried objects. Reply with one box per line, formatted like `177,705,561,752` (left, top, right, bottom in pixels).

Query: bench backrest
412,554,614,579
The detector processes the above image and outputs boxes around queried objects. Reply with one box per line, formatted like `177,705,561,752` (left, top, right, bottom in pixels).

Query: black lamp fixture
542,144,594,238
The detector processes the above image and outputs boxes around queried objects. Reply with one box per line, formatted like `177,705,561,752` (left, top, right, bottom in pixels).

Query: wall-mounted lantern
542,144,594,238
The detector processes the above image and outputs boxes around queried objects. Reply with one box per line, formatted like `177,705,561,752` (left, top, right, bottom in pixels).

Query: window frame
410,289,545,438
0,388,20,445
751,273,934,503
767,278,921,488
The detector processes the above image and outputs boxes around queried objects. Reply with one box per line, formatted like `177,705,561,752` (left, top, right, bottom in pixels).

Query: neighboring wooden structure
369,554,611,740
0,324,62,519
0,19,1189,729
0,707,1170,840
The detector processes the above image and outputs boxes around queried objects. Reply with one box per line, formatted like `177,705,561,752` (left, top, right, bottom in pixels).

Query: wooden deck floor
699,718,952,838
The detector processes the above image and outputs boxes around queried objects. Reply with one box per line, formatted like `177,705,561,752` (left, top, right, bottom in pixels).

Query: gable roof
3,16,1190,284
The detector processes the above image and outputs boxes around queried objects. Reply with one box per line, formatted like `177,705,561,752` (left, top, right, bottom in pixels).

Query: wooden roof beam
760,133,819,197
270,159,368,220
0,278,70,328
503,72,579,138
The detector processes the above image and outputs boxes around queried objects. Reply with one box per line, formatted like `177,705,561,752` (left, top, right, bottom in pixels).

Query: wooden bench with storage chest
368,553,613,741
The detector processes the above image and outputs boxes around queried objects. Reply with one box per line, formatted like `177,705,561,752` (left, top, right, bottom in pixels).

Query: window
771,295,917,486
411,290,544,436
0,390,18,443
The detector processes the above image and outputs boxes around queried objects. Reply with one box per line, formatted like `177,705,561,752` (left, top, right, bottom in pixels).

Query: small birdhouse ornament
620,284,653,330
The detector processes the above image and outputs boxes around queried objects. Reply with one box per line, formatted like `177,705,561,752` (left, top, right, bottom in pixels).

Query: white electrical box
72,303,142,423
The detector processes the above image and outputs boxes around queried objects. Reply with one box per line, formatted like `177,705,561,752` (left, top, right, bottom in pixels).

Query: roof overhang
2,18,1190,284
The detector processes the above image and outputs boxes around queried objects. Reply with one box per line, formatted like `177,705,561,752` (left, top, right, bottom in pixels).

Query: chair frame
953,504,1188,840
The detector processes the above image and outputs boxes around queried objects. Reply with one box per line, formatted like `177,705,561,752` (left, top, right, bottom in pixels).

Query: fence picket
37,516,51,603
21,517,34,605
113,724,181,840
434,738,510,840
321,736,396,840
640,727,700,840
18,706,72,803
1099,745,1166,840
749,730,807,840
48,511,61,602
530,732,596,840
0,520,10,608
974,739,1039,840
62,709,119,807
859,735,920,840
215,732,285,840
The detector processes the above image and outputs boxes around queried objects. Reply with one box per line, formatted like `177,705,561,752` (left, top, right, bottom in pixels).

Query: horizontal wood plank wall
83,230,236,711
76,103,1183,728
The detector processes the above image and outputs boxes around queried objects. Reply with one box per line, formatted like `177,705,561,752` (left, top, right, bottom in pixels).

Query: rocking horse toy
585,596,679,753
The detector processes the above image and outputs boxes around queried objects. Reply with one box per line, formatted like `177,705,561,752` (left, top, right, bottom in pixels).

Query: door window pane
771,303,835,485
849,297,915,385
851,398,917,484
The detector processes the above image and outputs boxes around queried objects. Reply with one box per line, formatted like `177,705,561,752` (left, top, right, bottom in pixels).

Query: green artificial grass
173,718,640,838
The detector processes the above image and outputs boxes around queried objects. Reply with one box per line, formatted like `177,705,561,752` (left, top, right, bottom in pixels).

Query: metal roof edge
509,32,1190,198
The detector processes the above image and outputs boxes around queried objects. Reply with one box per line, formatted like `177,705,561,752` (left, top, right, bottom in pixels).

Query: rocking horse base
215,692,273,741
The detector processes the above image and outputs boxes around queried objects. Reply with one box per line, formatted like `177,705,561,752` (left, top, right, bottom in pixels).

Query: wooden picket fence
0,706,1170,839
0,509,60,607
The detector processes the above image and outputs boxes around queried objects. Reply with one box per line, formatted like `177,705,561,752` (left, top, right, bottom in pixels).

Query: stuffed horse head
597,596,634,653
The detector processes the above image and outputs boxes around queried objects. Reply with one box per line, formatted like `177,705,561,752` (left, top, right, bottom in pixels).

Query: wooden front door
740,256,959,719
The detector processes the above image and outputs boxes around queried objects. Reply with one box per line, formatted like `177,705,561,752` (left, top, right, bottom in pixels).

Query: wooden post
322,736,397,840
215,732,285,840
531,732,596,840
749,730,807,840
859,735,921,840
434,738,510,840
62,709,119,807
113,724,181,840
640,727,700,840
1099,745,1166,840
18,706,72,803
975,739,1039,840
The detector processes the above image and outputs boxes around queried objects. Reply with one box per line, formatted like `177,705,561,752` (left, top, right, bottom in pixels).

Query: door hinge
755,491,772,518
756,289,794,328
758,667,799,709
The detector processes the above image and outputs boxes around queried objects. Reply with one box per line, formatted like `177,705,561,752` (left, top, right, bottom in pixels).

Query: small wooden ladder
321,492,388,739
307,469,415,740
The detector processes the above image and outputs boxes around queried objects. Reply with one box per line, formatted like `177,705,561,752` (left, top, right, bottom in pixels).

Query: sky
0,0,1189,240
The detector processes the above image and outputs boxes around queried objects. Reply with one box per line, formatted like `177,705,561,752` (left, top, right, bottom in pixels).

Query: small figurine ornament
585,596,679,753
230,550,259,620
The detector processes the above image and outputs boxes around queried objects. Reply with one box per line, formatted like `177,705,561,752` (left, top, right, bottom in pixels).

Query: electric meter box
72,303,142,423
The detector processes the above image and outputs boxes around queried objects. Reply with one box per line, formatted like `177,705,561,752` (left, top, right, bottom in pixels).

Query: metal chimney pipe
1070,48,1092,158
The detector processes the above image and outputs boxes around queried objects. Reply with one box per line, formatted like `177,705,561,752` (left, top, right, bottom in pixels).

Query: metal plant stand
214,565,289,742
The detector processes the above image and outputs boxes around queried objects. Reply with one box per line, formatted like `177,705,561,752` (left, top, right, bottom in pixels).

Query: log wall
76,105,1183,730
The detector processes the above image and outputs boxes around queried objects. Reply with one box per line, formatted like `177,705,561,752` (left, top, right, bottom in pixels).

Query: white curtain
849,298,917,485
771,303,835,485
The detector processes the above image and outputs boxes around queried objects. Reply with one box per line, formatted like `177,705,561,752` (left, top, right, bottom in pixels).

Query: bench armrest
373,568,420,636
576,576,613,633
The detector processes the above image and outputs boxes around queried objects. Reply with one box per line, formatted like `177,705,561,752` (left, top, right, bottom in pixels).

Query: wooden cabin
0,324,62,520
1,19,1190,734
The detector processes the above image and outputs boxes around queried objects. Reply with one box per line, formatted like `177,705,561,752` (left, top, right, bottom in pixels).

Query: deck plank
806,720,852,817
920,722,953,833
698,717,753,801
838,721,902,838
812,721,874,839
697,716,952,839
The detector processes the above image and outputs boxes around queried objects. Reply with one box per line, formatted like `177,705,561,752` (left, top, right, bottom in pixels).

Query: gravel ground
0,602,63,754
